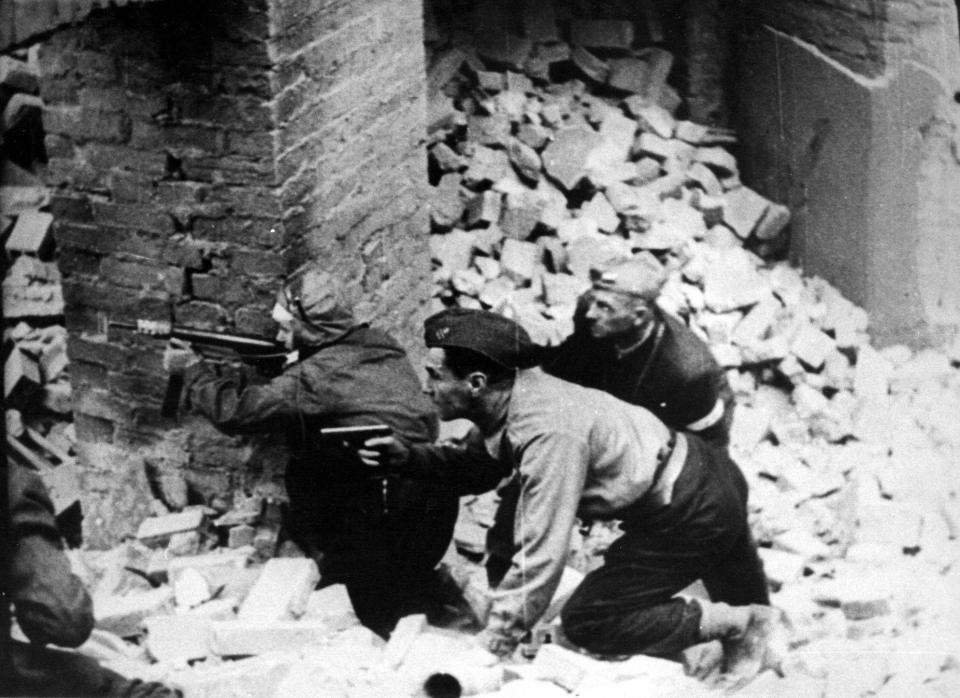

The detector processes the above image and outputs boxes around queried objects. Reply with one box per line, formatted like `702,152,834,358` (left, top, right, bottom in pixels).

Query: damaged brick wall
37,0,432,546
270,0,432,351
736,0,960,346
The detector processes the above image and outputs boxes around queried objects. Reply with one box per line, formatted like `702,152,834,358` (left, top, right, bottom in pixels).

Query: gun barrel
109,320,283,355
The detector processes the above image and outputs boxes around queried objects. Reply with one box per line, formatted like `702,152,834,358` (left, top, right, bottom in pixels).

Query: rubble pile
419,11,960,697
2,49,79,531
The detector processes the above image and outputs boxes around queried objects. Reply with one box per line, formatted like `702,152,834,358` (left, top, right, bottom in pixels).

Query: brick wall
39,0,431,546
270,0,432,355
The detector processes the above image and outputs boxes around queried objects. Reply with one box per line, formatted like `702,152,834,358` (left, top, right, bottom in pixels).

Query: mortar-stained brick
84,144,167,177
234,306,274,337
69,336,129,371
176,301,228,328
92,202,174,235
108,370,167,402
130,122,227,156
99,257,166,289
58,248,102,276
230,249,285,276
109,170,156,204
55,222,157,258
157,181,210,205
73,386,136,423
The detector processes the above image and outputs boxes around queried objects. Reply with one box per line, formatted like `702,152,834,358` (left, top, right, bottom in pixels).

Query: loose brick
382,614,426,669
209,618,333,656
499,238,540,284
790,321,836,370
723,185,771,239
4,347,41,400
463,145,511,188
465,190,502,228
167,548,253,590
93,586,174,638
570,46,609,84
6,210,53,256
517,122,551,150
542,128,605,191
694,146,738,174
430,229,476,272
581,193,619,233
136,509,205,548
144,614,212,663
0,55,39,93
500,191,543,240
507,138,541,182
237,557,320,623
755,202,791,240
467,113,512,147
430,142,466,172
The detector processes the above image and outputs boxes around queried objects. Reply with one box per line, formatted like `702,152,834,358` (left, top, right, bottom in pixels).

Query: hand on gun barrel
162,338,201,375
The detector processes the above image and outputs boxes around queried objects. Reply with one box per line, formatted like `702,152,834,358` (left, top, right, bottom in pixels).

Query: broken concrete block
609,47,673,98
463,145,512,187
694,146,738,174
505,71,534,94
674,120,710,144
722,185,771,239
303,584,359,631
570,46,609,84
687,162,723,196
479,276,515,309
755,202,791,240
209,618,333,657
169,653,293,698
542,128,606,191
174,567,212,609
452,268,485,296
732,295,781,346
136,509,204,548
541,273,589,308
476,70,505,92
467,113,512,147
430,173,466,229
532,643,610,692
167,548,253,600
430,142,466,172
144,614,212,663
564,234,630,280
507,138,542,182
382,614,426,669
517,122,551,151
580,193,619,233
430,229,476,272
790,321,836,370
500,191,543,240
4,346,41,401
6,210,53,256
94,587,175,638
500,238,540,284
0,55,39,94
635,104,675,139
227,524,256,549
702,248,769,312
465,190,503,227
237,558,320,623
473,256,501,280
634,132,673,160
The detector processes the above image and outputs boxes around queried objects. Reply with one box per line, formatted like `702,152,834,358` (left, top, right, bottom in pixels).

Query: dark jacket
542,309,734,446
8,463,93,648
183,325,438,477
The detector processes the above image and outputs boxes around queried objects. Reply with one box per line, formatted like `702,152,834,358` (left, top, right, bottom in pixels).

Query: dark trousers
560,435,769,657
285,465,459,638
5,642,178,697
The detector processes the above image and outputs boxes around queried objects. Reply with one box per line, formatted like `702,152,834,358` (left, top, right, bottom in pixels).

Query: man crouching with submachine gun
157,263,459,638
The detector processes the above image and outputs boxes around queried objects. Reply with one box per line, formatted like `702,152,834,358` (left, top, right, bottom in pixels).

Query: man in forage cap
543,252,735,448
163,263,458,638
361,308,782,687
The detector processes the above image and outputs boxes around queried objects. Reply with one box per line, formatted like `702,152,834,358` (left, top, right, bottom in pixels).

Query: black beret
424,308,538,369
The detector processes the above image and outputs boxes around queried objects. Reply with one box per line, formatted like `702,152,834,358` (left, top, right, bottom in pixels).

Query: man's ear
467,371,489,393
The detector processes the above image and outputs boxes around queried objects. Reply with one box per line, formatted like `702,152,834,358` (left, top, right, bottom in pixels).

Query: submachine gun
108,319,290,418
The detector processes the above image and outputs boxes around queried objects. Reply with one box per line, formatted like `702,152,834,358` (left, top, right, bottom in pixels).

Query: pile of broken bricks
2,50,78,533
419,12,960,697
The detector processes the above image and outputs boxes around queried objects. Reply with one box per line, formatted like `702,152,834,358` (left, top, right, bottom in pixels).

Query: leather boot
697,601,785,684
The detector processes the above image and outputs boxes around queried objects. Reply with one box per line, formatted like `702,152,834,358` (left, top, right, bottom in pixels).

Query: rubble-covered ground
3,13,960,698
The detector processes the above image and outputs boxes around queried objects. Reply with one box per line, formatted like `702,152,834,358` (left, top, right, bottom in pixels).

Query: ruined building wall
38,0,431,546
737,0,960,347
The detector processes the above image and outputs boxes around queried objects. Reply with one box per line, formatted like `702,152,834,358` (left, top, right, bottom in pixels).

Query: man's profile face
272,303,297,350
423,347,473,421
582,289,646,340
